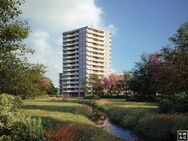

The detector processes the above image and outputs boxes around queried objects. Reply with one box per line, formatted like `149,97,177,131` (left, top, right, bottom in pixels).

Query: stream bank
90,108,143,141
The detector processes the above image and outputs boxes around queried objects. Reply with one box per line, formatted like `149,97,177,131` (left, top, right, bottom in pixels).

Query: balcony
63,63,79,67
63,33,79,38
63,46,79,51
87,51,104,58
86,43,104,49
86,47,104,54
63,76,79,80
86,61,104,67
63,50,79,55
63,85,79,89
62,72,79,76
86,29,104,37
63,68,79,72
63,54,79,59
62,81,79,84
63,37,79,43
63,42,78,47
86,56,103,62
63,59,78,63
87,66,104,71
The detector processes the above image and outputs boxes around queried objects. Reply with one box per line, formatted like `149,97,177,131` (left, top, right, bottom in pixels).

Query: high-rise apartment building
59,26,111,97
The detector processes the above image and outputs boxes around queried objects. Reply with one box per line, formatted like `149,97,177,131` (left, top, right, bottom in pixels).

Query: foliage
103,74,127,96
159,92,188,113
0,0,56,98
103,74,118,95
44,122,124,141
0,93,23,112
154,22,188,97
83,74,103,96
83,94,100,99
126,54,157,101
126,22,188,102
95,98,188,141
0,94,45,140
136,113,188,141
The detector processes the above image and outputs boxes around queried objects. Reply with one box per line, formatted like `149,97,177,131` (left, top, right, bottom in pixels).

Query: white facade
59,26,112,96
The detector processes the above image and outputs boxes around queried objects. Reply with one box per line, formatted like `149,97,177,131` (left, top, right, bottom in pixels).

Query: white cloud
22,0,116,86
22,0,103,32
27,31,62,86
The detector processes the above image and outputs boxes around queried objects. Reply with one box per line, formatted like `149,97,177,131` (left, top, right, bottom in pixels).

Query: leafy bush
83,94,100,99
136,113,188,141
159,99,174,113
159,92,188,113
0,111,45,141
0,93,23,112
107,107,146,130
0,93,45,140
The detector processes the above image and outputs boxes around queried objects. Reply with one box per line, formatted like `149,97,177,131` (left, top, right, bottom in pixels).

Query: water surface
91,108,142,141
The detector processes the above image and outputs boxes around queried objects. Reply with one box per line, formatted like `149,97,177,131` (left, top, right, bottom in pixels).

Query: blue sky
22,0,188,86
96,0,188,72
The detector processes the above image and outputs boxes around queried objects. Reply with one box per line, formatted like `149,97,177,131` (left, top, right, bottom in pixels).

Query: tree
0,0,47,98
103,74,118,95
84,74,103,96
152,22,188,98
127,54,157,101
38,77,58,96
127,22,188,101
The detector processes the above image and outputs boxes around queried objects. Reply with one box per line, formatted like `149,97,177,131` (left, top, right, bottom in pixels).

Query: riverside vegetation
20,97,125,141
18,97,188,141
62,98,188,141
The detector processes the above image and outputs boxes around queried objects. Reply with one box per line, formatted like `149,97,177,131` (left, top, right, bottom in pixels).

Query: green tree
152,22,188,98
0,0,47,98
127,54,157,101
84,74,103,96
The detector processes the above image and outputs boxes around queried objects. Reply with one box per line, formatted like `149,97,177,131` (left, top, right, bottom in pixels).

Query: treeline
83,73,129,97
127,22,188,113
0,0,57,99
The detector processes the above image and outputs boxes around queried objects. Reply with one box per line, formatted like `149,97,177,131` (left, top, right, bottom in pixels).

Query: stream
91,108,143,141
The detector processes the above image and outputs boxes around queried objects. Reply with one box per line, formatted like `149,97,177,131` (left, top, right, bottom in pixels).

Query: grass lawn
96,98,159,111
20,98,125,141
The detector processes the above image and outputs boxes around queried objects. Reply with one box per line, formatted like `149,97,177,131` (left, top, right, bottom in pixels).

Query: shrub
159,92,188,113
11,114,44,140
159,99,174,113
136,113,188,141
83,94,100,99
0,93,23,112
0,111,45,141
0,93,45,140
